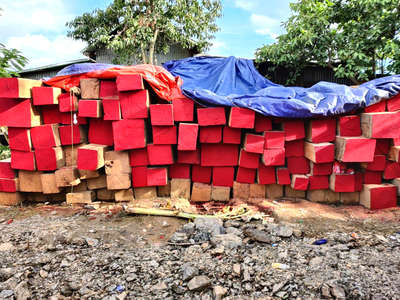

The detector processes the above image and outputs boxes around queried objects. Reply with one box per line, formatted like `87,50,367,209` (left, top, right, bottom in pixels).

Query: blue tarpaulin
164,56,400,118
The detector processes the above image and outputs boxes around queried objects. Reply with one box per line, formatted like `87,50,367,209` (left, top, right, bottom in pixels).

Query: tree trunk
148,29,159,65
141,44,147,64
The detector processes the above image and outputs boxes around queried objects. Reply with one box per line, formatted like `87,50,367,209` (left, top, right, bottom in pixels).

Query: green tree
67,0,222,65
255,0,400,84
0,9,28,77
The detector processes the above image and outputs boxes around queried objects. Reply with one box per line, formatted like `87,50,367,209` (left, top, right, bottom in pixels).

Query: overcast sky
1,0,294,69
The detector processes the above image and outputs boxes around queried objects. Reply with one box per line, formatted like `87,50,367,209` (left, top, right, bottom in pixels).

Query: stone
210,234,242,249
0,242,14,252
273,225,293,238
187,275,211,291
182,263,199,281
213,286,228,300
194,218,225,236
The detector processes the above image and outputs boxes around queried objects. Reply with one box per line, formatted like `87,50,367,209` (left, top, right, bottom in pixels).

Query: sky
0,0,294,69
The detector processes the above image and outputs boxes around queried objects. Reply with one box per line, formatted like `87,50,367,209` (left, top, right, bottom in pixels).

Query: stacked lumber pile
0,76,399,211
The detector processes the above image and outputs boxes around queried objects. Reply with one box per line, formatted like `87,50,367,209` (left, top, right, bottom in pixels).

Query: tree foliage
255,0,400,84
67,0,222,65
0,9,28,77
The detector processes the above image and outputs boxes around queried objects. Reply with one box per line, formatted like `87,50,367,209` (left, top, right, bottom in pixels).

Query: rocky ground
0,204,399,300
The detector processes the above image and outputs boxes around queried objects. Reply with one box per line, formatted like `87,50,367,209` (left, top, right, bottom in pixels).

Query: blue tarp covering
164,56,400,118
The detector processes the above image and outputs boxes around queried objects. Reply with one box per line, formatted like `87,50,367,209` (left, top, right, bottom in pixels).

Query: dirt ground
0,200,399,299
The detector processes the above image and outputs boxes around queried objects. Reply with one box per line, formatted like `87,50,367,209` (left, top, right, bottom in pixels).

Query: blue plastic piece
164,56,400,118
56,63,117,76
313,239,328,245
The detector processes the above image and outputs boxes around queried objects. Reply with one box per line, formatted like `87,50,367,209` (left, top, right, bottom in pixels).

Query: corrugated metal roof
20,58,95,74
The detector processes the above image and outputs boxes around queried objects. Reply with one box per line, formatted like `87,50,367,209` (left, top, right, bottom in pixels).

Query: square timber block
191,182,212,202
112,119,145,150
0,178,19,193
129,148,148,167
78,169,100,180
0,78,42,98
306,119,336,143
178,123,198,151
41,105,63,124
177,149,200,165
32,86,61,105
285,139,304,157
337,115,361,137
107,174,131,190
361,155,386,171
64,145,83,166
147,144,173,165
0,99,41,128
55,166,81,187
387,94,400,112
169,164,190,179
171,178,191,200
335,136,376,162
257,164,276,185
115,188,134,202
363,171,382,184
308,175,329,190
134,187,157,200
388,146,400,162
360,184,397,210
192,165,212,184
283,120,305,141
102,98,121,120
364,101,386,113
132,166,148,187
0,159,15,179
35,147,65,171
18,170,42,192
97,189,115,201
304,142,335,163
249,183,266,199
291,174,309,190
11,150,36,171
201,144,239,167
236,167,256,184
340,192,360,205
211,186,230,201
152,126,177,145
30,124,61,149
87,175,107,190
119,90,149,119
238,149,260,169
361,112,400,138
59,125,87,145
78,100,102,118
104,150,131,175
147,167,168,186
77,144,108,170
8,127,32,151
80,78,100,99
329,173,355,192
199,126,222,143
266,184,284,199
284,185,305,199
264,131,285,149
172,98,194,122
150,104,174,126
40,173,61,194
99,78,119,98
233,181,250,199
287,157,309,174
307,189,339,204
310,161,333,176
276,167,291,185
383,162,400,179
262,148,285,166
58,93,78,112
0,192,23,206
228,107,255,129
66,191,95,204
212,167,234,187
222,126,242,144
244,133,264,154
254,114,272,132
197,107,226,126
116,74,144,92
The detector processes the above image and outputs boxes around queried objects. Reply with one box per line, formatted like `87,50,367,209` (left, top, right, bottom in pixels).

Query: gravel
0,210,399,299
